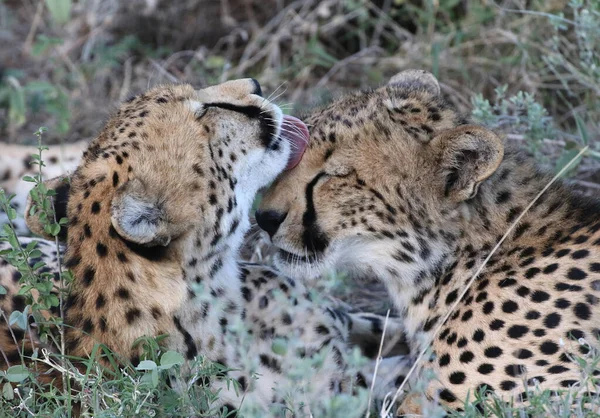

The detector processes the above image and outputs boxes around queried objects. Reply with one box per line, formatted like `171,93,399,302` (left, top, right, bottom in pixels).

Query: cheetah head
27,79,308,253
257,70,504,282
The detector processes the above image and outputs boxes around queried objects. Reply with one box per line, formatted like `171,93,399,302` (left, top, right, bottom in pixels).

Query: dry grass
1,0,598,319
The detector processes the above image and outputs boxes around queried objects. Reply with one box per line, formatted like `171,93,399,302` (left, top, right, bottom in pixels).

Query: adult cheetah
257,70,600,413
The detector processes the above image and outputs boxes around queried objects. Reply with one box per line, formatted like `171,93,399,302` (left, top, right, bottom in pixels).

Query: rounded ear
388,69,441,96
430,125,504,202
110,178,171,246
25,175,71,241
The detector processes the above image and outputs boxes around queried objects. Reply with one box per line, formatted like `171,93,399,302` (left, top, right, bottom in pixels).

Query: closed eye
205,103,263,119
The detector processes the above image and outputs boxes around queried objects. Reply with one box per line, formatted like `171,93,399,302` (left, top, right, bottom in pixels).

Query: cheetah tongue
281,115,309,170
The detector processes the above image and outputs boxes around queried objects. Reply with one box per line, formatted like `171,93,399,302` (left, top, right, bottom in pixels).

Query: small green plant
0,73,71,136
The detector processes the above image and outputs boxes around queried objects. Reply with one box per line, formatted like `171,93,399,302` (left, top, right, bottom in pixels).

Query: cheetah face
257,71,503,282
105,78,309,248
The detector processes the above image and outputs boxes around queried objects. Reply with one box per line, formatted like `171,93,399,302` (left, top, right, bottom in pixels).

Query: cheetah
257,70,600,413
0,79,406,415
0,141,87,235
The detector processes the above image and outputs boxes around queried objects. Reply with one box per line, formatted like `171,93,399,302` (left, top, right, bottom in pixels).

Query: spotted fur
0,141,86,235
0,79,407,415
258,70,600,413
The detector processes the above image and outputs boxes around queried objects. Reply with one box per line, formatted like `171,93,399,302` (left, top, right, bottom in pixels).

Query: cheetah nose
255,210,287,238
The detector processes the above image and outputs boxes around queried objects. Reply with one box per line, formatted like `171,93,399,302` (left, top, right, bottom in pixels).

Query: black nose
250,79,263,97
255,210,287,238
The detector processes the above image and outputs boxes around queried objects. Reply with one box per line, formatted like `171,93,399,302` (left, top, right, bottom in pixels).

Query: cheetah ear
430,125,504,202
110,178,172,246
25,175,71,241
388,69,441,96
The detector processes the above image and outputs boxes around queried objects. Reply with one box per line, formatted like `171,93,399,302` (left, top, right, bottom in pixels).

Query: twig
315,46,382,89
365,310,390,418
23,0,45,55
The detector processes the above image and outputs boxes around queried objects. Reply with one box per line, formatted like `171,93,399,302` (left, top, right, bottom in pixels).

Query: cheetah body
258,70,600,412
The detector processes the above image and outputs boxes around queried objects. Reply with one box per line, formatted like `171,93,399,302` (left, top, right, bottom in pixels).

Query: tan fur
259,70,600,412
1,79,408,415
0,141,86,235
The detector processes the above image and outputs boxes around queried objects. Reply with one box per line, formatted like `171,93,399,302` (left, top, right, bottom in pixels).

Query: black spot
446,289,458,305
571,249,589,259
507,325,529,339
96,242,108,257
502,300,519,313
490,319,505,330
83,266,96,286
460,351,474,364
484,346,503,358
126,308,142,324
259,354,282,373
439,353,451,367
496,191,511,204
117,252,128,263
116,287,130,299
500,380,517,391
567,267,587,281
316,324,330,335
548,365,569,374
112,172,119,187
478,363,494,375
539,341,559,355
543,312,561,328
96,293,106,309
449,371,466,385
543,263,559,274
82,319,94,334
499,278,517,288
531,290,550,303
567,329,584,340
91,201,101,213
554,298,570,309
514,349,533,359
482,301,494,314
573,302,591,320
438,389,457,402
473,329,485,342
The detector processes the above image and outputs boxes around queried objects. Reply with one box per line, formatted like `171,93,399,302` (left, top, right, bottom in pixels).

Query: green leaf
5,365,29,383
8,310,28,331
32,261,46,270
159,351,184,369
8,82,26,129
2,382,14,400
574,116,589,145
45,0,72,25
22,176,36,183
555,149,583,177
135,360,157,371
0,285,6,295
29,250,42,259
271,339,288,356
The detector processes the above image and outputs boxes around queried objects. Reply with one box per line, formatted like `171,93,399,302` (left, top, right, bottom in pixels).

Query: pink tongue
280,115,309,170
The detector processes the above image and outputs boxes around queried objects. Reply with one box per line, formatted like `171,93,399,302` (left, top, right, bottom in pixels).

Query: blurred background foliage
0,0,598,190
